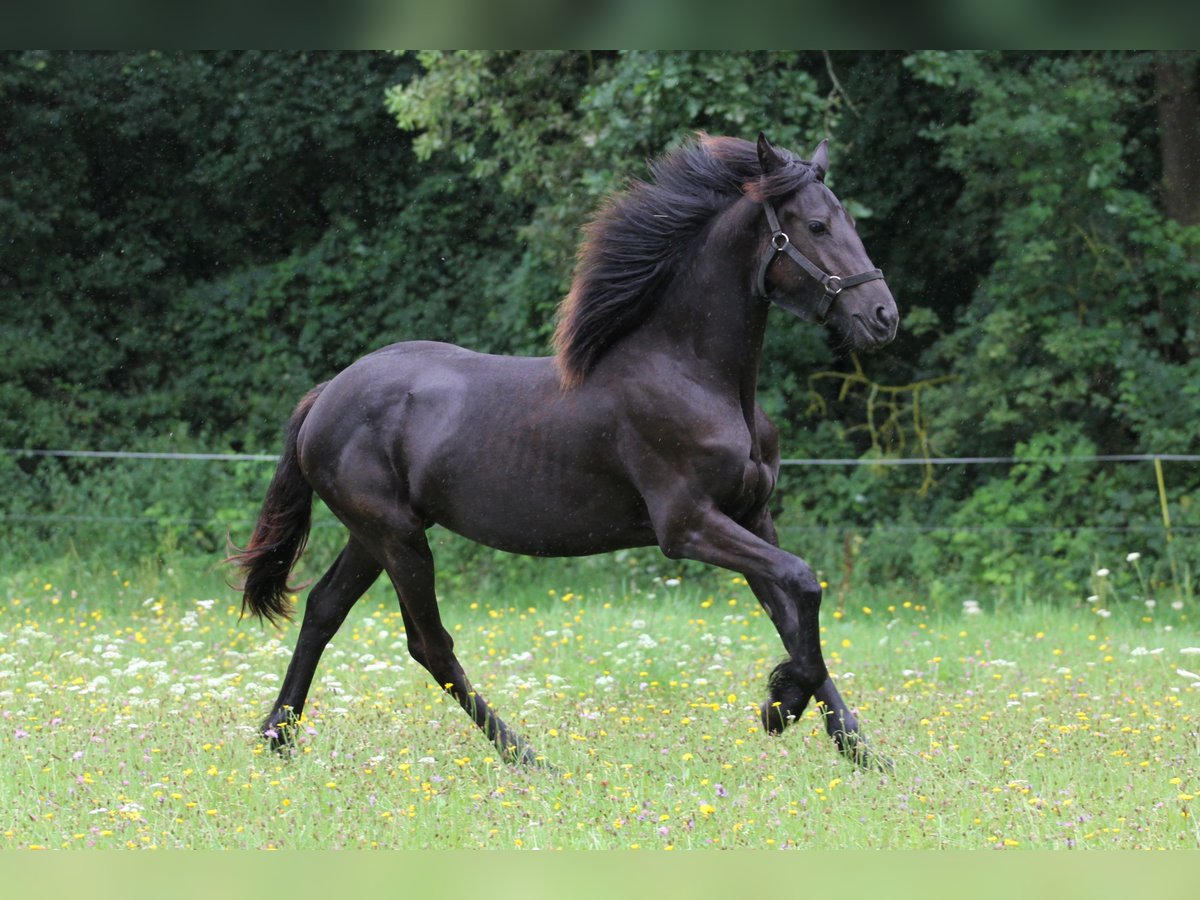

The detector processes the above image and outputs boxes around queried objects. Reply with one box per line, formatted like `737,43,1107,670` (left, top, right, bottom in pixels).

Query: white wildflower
1125,552,1141,563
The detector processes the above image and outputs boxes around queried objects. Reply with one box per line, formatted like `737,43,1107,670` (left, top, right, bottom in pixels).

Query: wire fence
3,447,1198,534
7,448,1200,466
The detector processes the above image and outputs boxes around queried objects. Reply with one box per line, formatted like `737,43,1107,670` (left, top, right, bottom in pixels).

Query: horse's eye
807,221,827,235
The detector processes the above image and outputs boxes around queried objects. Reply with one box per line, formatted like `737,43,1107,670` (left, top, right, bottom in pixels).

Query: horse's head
753,134,898,351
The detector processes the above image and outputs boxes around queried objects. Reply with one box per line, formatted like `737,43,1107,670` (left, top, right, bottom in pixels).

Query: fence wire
6,448,1200,466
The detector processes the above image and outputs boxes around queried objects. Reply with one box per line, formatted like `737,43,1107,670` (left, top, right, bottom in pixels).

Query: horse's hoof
263,729,295,755
860,743,895,773
500,741,551,770
262,709,301,754
834,730,893,772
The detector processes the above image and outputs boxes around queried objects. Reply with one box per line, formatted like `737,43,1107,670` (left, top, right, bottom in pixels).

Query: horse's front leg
744,512,891,771
649,503,825,724
651,497,887,770
748,572,891,770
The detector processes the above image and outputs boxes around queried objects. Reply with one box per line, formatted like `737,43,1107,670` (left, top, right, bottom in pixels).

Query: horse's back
309,340,558,422
298,339,561,479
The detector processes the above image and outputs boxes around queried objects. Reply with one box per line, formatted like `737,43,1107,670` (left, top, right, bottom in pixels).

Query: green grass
1,554,1197,850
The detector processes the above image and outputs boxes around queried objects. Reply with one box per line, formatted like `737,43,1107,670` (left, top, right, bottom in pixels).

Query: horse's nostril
875,305,898,331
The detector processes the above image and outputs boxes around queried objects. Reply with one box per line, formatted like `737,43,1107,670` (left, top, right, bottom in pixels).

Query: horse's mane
552,133,820,388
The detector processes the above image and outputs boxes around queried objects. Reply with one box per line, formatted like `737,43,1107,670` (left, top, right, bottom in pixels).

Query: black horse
232,134,898,769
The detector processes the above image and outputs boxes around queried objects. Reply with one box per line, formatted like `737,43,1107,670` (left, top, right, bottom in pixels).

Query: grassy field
1,552,1197,850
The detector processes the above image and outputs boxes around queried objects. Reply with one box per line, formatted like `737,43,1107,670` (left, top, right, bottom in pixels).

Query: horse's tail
229,383,327,626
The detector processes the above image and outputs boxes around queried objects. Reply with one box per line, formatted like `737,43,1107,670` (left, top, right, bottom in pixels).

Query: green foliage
885,52,1199,592
1,51,421,451
0,51,524,562
906,52,1199,453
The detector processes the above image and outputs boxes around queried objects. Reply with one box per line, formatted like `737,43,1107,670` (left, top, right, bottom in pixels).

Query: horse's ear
757,132,787,175
810,139,829,181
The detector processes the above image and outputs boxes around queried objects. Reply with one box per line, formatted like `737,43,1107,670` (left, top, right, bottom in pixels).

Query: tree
1155,51,1200,226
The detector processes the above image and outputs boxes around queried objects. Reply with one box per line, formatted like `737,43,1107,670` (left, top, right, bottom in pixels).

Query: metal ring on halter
770,232,790,251
824,274,843,296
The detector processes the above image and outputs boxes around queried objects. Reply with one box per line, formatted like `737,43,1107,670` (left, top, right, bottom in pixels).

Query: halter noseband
754,199,885,323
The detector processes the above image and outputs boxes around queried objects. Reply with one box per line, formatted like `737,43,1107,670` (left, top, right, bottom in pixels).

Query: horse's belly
435,491,656,557
422,457,656,557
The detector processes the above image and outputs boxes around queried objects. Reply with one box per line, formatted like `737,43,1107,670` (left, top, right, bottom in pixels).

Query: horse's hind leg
369,523,543,766
262,538,382,748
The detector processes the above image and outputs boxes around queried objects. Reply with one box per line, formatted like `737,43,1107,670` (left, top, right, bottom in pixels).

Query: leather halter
754,199,885,323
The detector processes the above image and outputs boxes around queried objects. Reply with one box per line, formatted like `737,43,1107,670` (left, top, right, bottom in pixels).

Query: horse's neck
632,210,770,422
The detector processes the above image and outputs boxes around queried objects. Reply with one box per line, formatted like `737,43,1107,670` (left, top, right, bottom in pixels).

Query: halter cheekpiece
754,199,885,323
